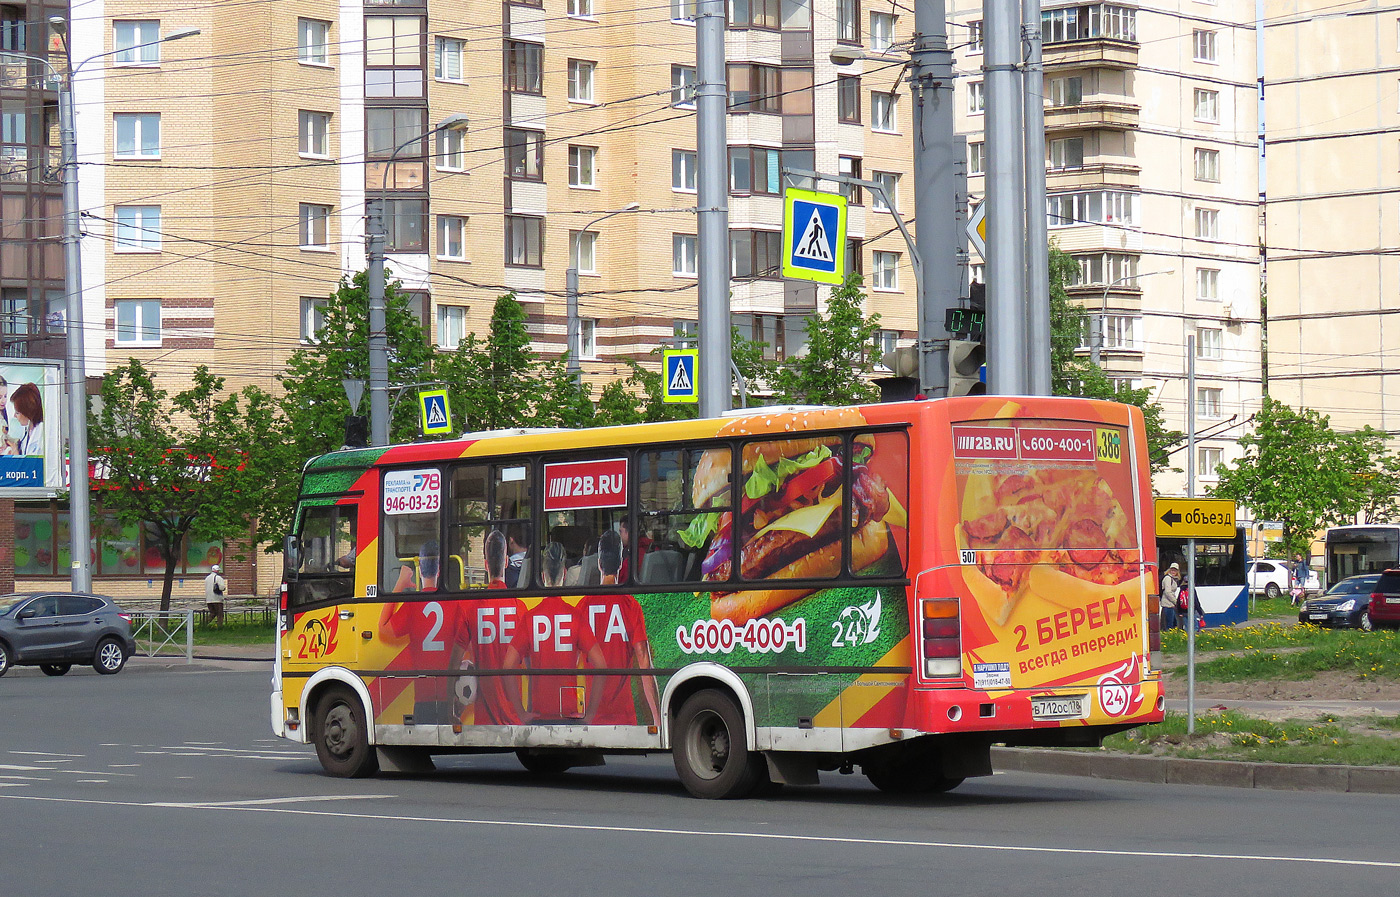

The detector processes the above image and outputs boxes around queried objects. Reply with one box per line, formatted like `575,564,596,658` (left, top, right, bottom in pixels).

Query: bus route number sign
383,468,442,515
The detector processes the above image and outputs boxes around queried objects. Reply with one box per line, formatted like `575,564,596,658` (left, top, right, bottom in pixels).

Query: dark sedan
0,592,136,676
1298,574,1381,631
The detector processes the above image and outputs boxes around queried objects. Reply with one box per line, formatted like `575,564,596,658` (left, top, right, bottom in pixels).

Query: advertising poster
0,362,63,490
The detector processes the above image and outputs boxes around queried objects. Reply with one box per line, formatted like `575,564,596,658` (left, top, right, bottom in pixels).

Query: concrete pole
911,0,958,397
696,0,730,419
58,81,91,592
565,265,581,378
366,200,389,446
1186,333,1198,734
984,0,1027,395
1022,0,1051,395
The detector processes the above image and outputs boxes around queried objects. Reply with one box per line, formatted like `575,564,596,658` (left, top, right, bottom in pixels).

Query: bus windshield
1326,526,1400,582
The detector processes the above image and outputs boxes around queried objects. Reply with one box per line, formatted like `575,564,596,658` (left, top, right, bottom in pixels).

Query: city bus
1156,527,1248,627
271,396,1165,798
1325,524,1400,585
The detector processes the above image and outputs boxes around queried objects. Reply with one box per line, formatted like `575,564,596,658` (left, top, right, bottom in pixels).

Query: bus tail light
1146,604,1162,669
279,583,289,631
921,598,961,678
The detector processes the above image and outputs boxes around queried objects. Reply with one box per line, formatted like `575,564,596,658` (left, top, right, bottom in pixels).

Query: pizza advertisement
951,411,1148,691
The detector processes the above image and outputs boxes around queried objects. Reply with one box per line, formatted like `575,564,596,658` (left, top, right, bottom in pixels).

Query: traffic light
343,414,368,448
948,339,986,397
876,346,920,402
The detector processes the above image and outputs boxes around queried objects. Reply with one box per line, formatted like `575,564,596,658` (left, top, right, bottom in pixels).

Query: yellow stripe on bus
811,635,912,728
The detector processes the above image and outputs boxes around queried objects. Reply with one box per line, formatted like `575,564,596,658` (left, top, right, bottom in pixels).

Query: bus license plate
1031,695,1086,720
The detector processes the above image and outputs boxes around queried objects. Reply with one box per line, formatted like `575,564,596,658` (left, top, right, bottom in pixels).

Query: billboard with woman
0,362,63,489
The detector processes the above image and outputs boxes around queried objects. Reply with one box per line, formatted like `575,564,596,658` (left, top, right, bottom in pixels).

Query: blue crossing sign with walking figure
663,349,698,404
418,389,452,435
782,188,848,285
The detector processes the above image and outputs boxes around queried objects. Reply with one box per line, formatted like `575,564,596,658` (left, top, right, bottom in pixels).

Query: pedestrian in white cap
204,564,227,626
1160,562,1182,631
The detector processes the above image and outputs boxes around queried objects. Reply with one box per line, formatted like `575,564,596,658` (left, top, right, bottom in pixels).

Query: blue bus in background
1157,527,1249,628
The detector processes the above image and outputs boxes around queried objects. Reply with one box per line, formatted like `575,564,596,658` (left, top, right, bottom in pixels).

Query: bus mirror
284,535,300,576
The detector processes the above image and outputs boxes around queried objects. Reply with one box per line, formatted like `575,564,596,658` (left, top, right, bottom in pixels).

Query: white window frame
571,230,598,274
435,36,465,82
1102,314,1140,350
869,12,894,52
671,65,697,108
1193,29,1217,63
968,141,985,175
1197,446,1223,478
1196,326,1222,359
114,113,160,159
114,298,161,346
437,304,467,350
577,317,598,359
1048,76,1082,107
1049,136,1084,170
872,250,899,291
300,296,327,344
673,234,698,276
568,59,596,103
436,127,465,171
871,92,896,132
967,80,985,114
114,205,161,252
568,0,594,18
298,18,330,66
671,0,697,23
1196,267,1220,301
298,111,330,158
113,20,160,66
871,171,898,212
672,149,697,192
568,145,597,188
299,203,331,250
1194,88,1219,123
437,215,466,260
1197,387,1223,419
1195,207,1219,239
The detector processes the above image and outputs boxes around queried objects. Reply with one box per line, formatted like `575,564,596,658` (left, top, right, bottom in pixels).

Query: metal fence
129,611,194,663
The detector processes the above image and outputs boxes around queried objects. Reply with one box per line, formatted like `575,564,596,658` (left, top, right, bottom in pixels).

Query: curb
992,747,1400,795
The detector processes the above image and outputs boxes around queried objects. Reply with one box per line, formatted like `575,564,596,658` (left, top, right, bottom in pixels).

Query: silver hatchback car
0,592,137,676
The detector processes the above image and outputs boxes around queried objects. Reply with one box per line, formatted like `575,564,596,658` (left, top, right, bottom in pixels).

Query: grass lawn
1102,709,1400,767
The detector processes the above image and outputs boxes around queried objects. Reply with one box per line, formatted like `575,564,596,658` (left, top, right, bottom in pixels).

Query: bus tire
672,689,763,799
515,749,574,776
863,758,964,795
314,686,380,778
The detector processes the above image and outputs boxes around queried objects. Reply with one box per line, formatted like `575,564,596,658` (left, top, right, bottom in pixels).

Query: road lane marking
9,751,83,758
0,793,1397,870
147,795,397,808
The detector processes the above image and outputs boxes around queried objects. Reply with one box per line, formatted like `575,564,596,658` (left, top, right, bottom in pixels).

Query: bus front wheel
672,689,763,799
314,686,380,778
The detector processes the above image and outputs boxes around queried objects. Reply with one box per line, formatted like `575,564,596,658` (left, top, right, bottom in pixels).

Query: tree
591,327,772,426
1211,397,1400,555
1047,245,1182,472
767,272,881,406
89,361,281,612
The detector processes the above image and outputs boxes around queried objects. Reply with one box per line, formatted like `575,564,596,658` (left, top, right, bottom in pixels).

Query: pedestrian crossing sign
418,389,452,435
782,187,848,285
663,349,699,404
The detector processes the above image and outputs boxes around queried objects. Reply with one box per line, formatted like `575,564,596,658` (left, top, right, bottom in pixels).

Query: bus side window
639,445,731,584
380,467,443,595
738,435,845,582
852,430,908,577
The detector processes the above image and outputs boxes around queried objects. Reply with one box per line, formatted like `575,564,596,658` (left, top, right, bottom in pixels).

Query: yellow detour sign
1154,497,1237,539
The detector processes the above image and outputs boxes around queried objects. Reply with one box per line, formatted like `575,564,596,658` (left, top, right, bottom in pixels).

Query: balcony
1043,38,1139,72
1044,101,1140,133
1046,161,1141,192
0,147,62,185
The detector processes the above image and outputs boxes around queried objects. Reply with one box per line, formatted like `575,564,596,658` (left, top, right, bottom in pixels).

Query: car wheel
0,642,11,678
314,686,379,778
1264,582,1281,600
40,663,71,676
672,689,764,799
1360,611,1374,632
93,638,128,675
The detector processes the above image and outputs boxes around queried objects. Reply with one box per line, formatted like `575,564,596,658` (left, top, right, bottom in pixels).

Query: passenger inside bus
484,529,508,588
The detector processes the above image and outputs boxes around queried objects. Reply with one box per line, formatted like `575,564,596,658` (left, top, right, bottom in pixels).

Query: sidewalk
128,641,274,673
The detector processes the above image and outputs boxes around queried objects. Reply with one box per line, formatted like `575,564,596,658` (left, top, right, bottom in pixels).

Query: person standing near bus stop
204,565,227,626
1160,562,1181,631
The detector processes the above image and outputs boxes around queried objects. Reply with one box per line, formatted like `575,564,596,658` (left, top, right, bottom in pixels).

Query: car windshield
0,593,33,615
1326,576,1378,596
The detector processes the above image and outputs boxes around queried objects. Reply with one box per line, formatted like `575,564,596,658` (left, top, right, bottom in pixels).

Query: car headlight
1337,599,1355,612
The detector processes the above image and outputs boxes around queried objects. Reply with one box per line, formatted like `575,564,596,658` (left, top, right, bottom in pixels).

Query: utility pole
366,201,390,447
1022,0,1051,395
984,0,1027,396
695,0,730,419
567,204,639,379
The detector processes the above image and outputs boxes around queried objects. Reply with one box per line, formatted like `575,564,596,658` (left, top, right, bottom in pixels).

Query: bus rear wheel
672,689,763,799
314,686,380,778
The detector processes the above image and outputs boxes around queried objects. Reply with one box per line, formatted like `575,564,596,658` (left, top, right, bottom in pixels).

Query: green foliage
1210,397,1400,554
89,360,281,611
767,273,881,406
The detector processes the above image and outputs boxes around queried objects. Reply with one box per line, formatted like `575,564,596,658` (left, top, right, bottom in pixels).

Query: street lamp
566,203,639,378
366,113,469,447
1092,269,1168,367
13,19,199,592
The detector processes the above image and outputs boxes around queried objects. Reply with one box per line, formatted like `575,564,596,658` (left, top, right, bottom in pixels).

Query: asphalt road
2,663,1397,897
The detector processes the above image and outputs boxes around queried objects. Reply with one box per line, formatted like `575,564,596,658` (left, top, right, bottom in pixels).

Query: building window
1048,76,1082,107
298,18,330,65
1049,136,1085,170
1197,387,1222,418
1197,326,1222,359
568,0,593,17
1194,207,1218,239
730,230,782,279
505,129,544,180
672,0,697,22
1046,190,1138,227
871,91,897,131
1069,252,1138,286
114,205,161,251
568,145,596,187
1042,5,1136,43
437,215,466,260
568,59,596,102
114,299,161,345
967,81,985,114
674,319,698,346
384,199,426,252
733,313,792,360
365,16,421,66
728,146,783,195
114,113,160,159
1194,88,1219,123
298,111,330,158
570,230,597,273
838,156,863,204
671,65,697,107
869,11,894,52
728,64,781,114
1,7,26,52
113,20,160,65
871,171,898,212
673,149,697,191
1193,147,1220,182
968,141,985,175
366,107,426,160
300,296,326,343
299,203,330,249
729,0,780,30
846,238,863,275
436,37,465,81
872,329,899,369
838,75,860,123
837,0,860,43
673,234,698,276
1193,28,1217,62
1101,314,1139,350
506,215,543,267
438,304,467,350
578,318,598,359
436,127,465,171
1197,446,1223,478
966,20,983,53
505,41,543,94
872,250,899,290
1196,267,1219,301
